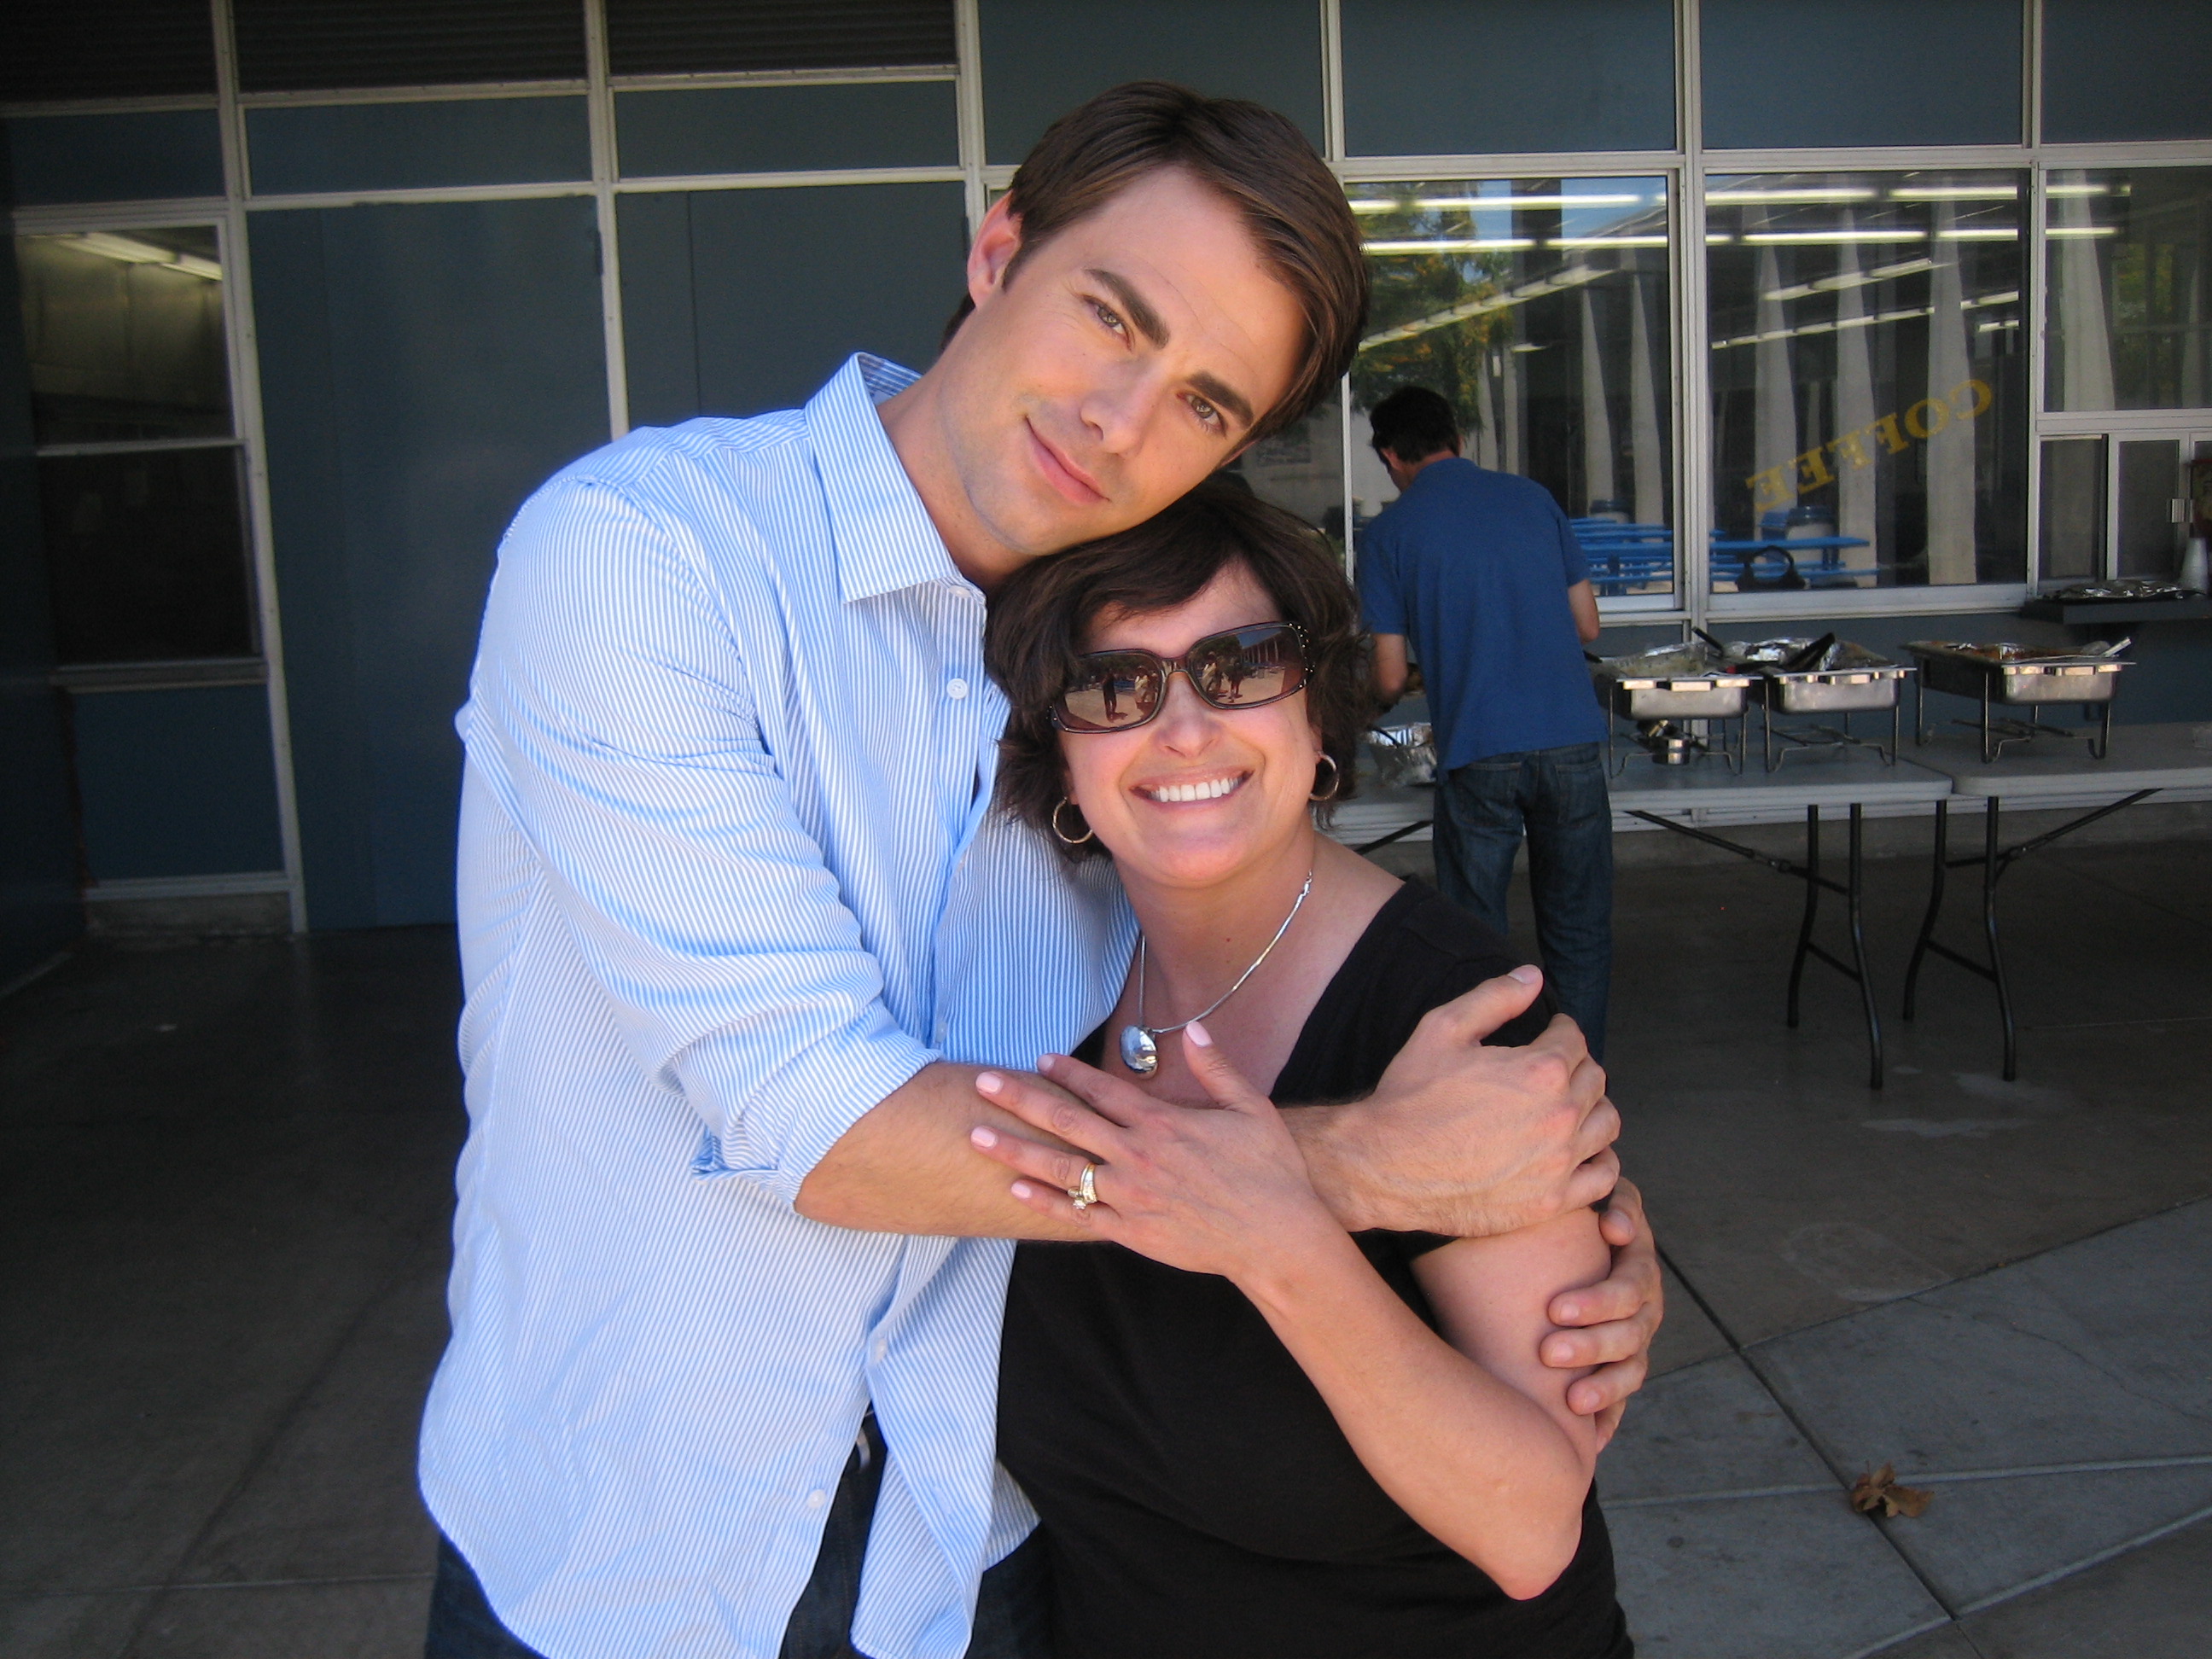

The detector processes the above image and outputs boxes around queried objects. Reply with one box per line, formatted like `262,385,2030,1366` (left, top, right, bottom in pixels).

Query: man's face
924,169,1307,571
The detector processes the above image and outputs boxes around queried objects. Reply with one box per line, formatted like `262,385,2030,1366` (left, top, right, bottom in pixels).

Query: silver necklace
1118,869,1313,1077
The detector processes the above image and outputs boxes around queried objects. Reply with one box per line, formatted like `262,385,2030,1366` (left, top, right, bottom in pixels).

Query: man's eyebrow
1187,371,1255,435
1085,266,1258,436
1085,267,1168,347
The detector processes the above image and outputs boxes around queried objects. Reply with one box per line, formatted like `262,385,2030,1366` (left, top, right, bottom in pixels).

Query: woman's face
1059,562,1323,894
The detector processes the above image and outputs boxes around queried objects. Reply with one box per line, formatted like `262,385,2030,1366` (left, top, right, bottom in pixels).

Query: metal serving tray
1743,641,1912,715
1904,642,2127,707
1594,647,1754,720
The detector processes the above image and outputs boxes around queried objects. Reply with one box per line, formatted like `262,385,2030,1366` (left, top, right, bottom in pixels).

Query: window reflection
1347,178,1674,597
16,226,230,445
2046,167,2212,412
1706,172,2027,591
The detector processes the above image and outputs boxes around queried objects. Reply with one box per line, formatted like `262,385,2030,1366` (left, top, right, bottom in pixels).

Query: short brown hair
985,476,1367,862
946,82,1367,441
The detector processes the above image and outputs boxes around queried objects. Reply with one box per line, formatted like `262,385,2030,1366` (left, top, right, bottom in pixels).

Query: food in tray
1596,643,1728,678
2043,579,2196,602
1726,637,1899,674
1906,640,2128,665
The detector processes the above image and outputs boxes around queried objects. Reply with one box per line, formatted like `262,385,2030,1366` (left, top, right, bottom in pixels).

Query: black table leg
1901,788,2156,1080
1982,798,2018,1081
1787,805,1819,1029
1848,803,1883,1088
1902,797,1947,1021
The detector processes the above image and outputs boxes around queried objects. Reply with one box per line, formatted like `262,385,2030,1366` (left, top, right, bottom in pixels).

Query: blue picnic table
1569,520,1873,595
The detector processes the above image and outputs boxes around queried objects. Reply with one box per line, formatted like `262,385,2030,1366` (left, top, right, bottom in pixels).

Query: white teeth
1149,776,1239,803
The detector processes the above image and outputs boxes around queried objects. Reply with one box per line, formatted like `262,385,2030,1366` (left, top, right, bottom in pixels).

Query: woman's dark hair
944,82,1368,441
1368,385,1461,463
986,476,1366,862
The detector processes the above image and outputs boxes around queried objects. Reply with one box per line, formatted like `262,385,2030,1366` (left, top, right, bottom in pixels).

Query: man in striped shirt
424,84,1661,1659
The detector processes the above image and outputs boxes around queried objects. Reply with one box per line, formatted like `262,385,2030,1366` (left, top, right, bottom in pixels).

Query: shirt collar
805,354,968,605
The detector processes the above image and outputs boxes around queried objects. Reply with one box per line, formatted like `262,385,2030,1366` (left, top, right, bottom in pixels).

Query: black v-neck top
998,882,1631,1659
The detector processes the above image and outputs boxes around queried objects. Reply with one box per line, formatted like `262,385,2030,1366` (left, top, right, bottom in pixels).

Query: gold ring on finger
1068,1163,1099,1211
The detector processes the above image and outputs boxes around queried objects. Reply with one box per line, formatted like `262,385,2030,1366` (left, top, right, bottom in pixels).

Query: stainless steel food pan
1601,673,1753,720
1756,664,1912,714
1904,643,2127,706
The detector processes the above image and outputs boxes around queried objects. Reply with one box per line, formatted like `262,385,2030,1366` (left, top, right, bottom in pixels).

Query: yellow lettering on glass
1740,381,1992,503
1904,399,1950,439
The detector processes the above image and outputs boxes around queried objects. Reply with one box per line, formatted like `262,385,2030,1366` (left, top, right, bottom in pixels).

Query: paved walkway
3,839,2206,1656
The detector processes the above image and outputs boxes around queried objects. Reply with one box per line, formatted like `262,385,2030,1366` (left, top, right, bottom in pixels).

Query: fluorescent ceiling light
1965,289,2021,309
1509,342,1545,352
1365,238,1536,253
2046,225,2119,237
1549,235,1669,247
1713,303,1935,350
1743,230,1929,244
2045,183,2114,197
1889,185,2018,201
1937,227,2018,240
1708,187,1877,203
55,231,221,281
1359,264,1602,349
1350,193,1650,212
1762,256,1937,301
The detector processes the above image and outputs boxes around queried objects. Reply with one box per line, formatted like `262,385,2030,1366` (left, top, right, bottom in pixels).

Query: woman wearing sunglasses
978,476,1630,1659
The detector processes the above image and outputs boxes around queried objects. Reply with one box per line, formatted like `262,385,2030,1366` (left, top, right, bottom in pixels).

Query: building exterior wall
5,1,2209,929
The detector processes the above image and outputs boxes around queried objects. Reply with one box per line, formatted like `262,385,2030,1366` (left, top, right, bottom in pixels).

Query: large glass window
1346,177,1675,599
2045,168,2212,413
1706,172,2028,594
16,226,257,666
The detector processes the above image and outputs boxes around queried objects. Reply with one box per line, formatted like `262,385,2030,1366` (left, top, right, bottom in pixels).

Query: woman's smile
1135,771,1249,805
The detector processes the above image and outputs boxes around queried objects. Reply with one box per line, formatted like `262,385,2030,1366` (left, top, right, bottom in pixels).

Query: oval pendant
1118,1024,1159,1076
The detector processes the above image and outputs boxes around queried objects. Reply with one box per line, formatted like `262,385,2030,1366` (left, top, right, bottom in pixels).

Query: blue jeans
1432,742,1613,1058
425,1417,1051,1658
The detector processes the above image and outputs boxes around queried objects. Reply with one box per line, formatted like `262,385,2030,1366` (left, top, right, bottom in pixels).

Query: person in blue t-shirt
1359,387,1614,1057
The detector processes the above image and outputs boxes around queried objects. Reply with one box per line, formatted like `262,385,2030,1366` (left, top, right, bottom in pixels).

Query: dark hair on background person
943,81,1368,441
987,476,1366,863
1368,385,1462,463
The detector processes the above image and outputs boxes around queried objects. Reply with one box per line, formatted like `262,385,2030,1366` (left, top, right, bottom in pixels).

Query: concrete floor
3,835,2208,1657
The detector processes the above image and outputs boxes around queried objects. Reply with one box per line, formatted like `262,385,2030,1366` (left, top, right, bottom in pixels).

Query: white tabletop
1323,740,1957,847
1607,742,1954,815
1906,721,2212,799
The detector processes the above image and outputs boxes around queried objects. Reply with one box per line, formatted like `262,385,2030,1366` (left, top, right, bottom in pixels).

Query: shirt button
872,1338,890,1364
806,1489,829,1510
946,678,969,700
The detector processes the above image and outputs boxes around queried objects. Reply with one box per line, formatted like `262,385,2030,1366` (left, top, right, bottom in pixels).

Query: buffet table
1326,743,1954,1089
1607,747,1954,1089
1901,723,2212,1080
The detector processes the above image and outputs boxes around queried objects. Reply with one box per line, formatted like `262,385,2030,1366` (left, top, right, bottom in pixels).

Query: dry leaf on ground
1849,1463,1933,1519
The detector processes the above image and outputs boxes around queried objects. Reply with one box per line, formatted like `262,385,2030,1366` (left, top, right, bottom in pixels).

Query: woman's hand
971,1022,1341,1282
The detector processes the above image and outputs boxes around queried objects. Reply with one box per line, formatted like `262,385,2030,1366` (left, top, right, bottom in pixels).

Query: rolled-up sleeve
463,474,933,1205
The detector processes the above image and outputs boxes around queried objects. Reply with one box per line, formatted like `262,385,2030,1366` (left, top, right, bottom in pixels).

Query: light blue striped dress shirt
422,355,1135,1658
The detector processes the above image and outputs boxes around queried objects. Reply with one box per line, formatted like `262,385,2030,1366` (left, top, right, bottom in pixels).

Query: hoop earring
1051,798,1096,846
1309,754,1342,802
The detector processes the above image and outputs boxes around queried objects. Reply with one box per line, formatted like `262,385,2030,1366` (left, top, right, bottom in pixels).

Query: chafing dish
1593,644,1754,720
1731,637,1912,715
1905,640,2131,761
1905,641,2128,706
1593,645,1751,773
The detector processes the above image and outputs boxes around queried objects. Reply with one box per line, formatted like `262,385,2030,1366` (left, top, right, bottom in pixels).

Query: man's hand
1294,967,1620,1237
1545,1179,1662,1445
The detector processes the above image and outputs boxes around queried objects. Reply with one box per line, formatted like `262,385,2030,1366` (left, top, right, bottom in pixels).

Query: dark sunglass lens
1059,655,1160,730
1193,626,1304,707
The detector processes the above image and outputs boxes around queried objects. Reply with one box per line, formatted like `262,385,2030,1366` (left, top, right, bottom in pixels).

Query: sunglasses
1051,621,1312,734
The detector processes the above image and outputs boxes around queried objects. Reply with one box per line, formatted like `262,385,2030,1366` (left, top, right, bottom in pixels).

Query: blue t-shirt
1358,457,1606,769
